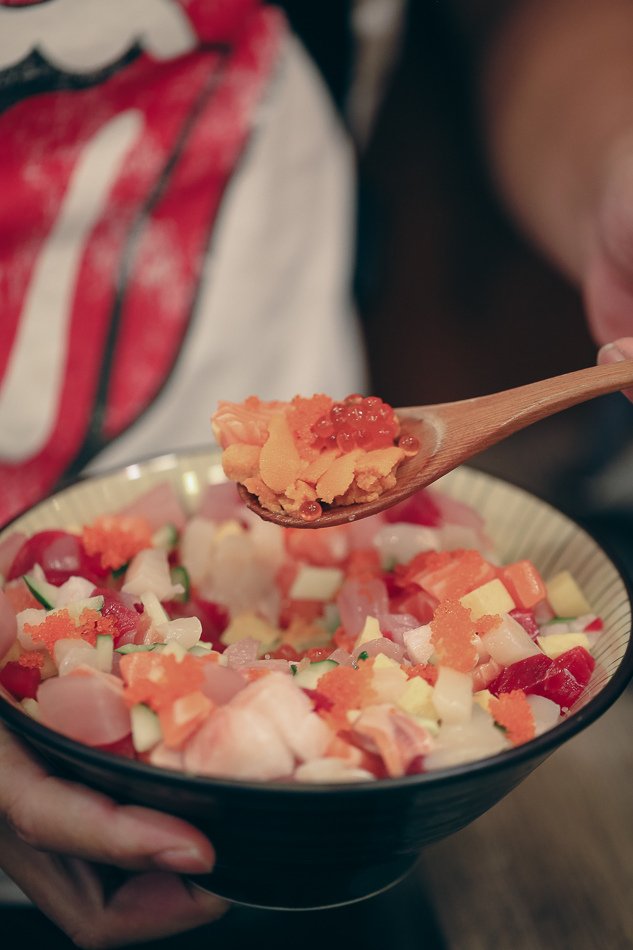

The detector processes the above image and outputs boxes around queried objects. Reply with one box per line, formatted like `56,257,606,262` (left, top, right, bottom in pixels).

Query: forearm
478,0,633,284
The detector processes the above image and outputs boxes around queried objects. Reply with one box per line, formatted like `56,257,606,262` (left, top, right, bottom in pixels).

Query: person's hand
580,141,633,400
584,141,633,354
0,722,227,948
597,337,633,402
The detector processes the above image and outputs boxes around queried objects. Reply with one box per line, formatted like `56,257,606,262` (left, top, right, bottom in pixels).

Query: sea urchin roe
211,393,419,517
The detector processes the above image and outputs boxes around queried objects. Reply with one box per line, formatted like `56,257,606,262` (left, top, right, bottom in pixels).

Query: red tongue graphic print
0,5,283,525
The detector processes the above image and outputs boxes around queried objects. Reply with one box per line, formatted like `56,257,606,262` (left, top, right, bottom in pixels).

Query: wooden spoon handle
445,360,633,431
427,359,633,441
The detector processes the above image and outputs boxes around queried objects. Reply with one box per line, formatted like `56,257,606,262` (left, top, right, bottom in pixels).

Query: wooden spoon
237,360,633,528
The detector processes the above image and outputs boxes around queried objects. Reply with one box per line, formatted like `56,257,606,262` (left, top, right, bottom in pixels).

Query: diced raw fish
384,490,442,527
37,668,131,746
0,532,26,578
352,637,404,664
200,663,247,705
481,615,542,666
402,624,433,665
526,694,561,735
230,673,332,762
119,482,187,531
197,481,243,521
122,548,183,602
0,589,17,662
423,705,508,770
372,523,441,566
147,741,186,772
294,757,375,783
336,577,390,639
223,637,260,668
351,704,434,777
183,705,295,780
54,639,100,676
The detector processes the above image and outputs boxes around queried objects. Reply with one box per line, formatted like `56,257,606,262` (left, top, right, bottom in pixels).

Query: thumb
584,145,633,344
597,337,633,402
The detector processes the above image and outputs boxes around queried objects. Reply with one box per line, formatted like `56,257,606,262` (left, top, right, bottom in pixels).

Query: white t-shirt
0,0,366,526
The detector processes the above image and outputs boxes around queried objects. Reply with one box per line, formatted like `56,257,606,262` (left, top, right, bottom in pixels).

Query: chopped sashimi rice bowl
0,471,612,785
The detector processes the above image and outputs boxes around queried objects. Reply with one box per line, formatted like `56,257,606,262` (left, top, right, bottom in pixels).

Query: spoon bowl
238,360,633,528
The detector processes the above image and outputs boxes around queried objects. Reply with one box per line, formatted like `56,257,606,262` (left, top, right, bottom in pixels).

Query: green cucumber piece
152,523,179,551
140,592,169,626
293,659,338,690
170,565,190,603
65,595,105,618
130,703,162,753
23,573,58,609
115,643,163,655
189,643,213,657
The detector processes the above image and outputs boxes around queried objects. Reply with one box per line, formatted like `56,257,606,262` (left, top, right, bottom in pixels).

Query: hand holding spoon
237,360,633,528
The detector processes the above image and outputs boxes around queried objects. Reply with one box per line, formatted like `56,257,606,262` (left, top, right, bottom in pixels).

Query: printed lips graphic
0,0,283,524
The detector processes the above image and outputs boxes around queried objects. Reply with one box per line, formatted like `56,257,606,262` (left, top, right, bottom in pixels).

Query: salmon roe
311,395,399,453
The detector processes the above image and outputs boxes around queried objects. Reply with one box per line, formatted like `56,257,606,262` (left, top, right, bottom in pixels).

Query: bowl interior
1,451,632,908
2,451,632,718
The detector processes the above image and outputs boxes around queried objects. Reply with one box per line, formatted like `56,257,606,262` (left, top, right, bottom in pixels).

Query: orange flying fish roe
406,663,438,686
316,661,377,726
476,613,503,636
489,690,535,746
122,653,204,712
287,394,334,451
430,598,478,673
82,514,153,570
18,651,45,669
23,607,109,653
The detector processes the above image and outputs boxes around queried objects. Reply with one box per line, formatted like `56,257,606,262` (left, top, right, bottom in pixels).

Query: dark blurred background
284,0,633,575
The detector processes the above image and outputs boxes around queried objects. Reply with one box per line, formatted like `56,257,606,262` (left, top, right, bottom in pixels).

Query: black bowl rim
1,447,632,798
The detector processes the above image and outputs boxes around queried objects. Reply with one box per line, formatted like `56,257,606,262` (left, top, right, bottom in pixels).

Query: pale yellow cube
537,632,590,659
545,571,592,617
372,652,401,671
353,615,382,651
473,689,493,712
221,611,281,649
396,677,437,720
460,578,515,620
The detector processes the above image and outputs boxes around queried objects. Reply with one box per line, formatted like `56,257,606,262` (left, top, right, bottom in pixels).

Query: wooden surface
417,684,633,949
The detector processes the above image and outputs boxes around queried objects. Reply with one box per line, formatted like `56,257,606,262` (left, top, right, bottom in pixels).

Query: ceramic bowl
0,451,631,910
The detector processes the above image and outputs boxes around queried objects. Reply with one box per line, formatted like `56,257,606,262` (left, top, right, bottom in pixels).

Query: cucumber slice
65,595,105,618
170,565,190,603
140,591,169,626
115,643,163,655
293,659,338,690
130,703,162,753
95,634,114,673
188,643,213,657
23,572,58,609
152,523,179,551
